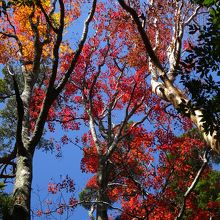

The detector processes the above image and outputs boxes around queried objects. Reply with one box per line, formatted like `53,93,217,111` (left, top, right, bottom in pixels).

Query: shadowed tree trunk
96,159,109,220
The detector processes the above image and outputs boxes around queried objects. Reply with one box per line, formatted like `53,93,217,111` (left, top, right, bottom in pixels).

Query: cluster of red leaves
117,133,218,220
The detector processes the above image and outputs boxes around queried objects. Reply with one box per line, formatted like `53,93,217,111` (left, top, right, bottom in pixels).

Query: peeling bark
118,0,220,154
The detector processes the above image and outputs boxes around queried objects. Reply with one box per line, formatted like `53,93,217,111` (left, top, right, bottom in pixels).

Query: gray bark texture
12,154,33,220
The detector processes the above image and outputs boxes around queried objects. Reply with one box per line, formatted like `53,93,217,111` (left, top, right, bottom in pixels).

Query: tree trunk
11,154,33,220
96,201,108,220
151,77,220,153
96,160,109,220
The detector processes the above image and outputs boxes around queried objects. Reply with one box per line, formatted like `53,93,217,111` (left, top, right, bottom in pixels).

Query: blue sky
32,144,91,219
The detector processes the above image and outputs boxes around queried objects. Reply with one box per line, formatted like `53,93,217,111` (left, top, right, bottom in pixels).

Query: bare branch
55,0,97,93
0,174,16,179
89,41,110,101
106,91,146,158
184,6,201,26
78,201,140,219
0,147,16,164
176,150,209,220
0,93,15,100
0,162,16,179
118,0,164,73
44,0,65,91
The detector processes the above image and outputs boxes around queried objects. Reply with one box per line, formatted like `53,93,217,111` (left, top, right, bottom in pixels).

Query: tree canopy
0,0,219,219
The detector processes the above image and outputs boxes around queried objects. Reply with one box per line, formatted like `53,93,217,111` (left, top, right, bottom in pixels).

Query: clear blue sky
32,142,91,219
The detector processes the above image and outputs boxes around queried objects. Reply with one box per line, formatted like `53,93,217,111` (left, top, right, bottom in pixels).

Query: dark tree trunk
96,159,109,220
96,202,108,220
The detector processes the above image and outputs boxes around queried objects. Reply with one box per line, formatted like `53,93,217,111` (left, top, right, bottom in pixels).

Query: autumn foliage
0,0,219,220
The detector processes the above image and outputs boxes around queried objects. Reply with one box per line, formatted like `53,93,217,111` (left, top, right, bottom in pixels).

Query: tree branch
0,147,16,164
37,0,59,33
119,0,220,153
118,0,164,73
55,0,97,93
176,150,209,220
30,0,97,149
7,64,25,155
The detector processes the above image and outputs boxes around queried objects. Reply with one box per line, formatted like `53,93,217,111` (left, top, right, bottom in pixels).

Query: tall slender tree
0,0,97,219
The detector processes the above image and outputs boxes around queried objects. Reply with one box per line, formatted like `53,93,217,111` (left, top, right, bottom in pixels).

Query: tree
72,31,154,219
0,0,219,219
66,2,219,219
80,125,219,219
0,0,97,219
75,1,220,219
117,0,220,153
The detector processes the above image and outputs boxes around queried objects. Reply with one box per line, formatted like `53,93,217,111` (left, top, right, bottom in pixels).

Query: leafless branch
184,6,201,26
176,149,209,220
0,161,16,179
0,174,16,179
0,147,16,164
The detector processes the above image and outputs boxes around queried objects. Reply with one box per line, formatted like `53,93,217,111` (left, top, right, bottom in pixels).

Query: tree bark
96,159,109,220
118,0,220,154
151,77,220,153
11,153,33,220
96,202,108,220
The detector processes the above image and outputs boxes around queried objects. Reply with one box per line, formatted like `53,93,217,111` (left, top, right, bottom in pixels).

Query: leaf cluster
0,183,13,220
195,170,220,211
2,0,35,7
180,0,220,135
